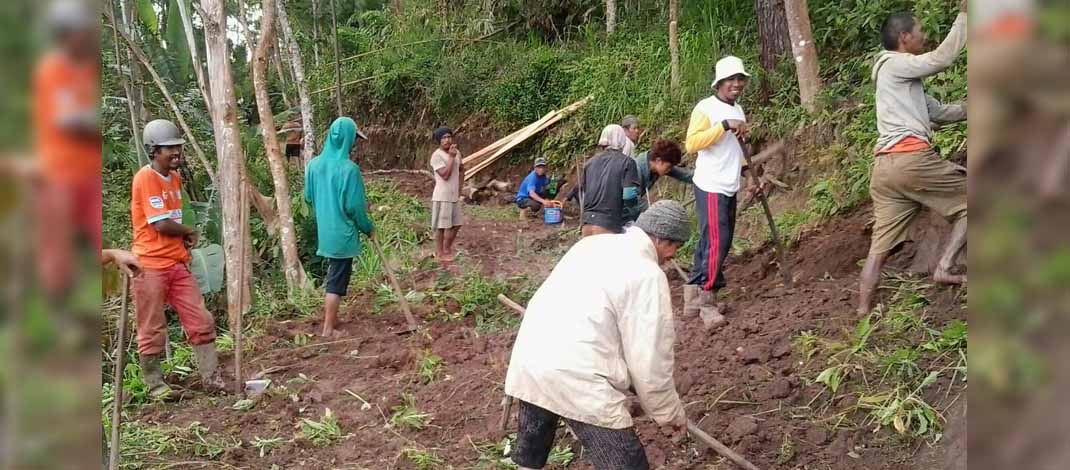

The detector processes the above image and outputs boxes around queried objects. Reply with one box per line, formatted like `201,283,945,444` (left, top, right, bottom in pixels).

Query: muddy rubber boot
699,304,726,330
683,285,702,317
192,343,227,392
139,354,173,399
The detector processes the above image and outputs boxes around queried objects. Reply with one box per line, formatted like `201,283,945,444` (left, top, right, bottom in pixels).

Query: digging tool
370,235,420,334
742,145,794,287
687,421,762,470
496,294,761,470
670,260,689,281
108,275,131,470
495,294,527,430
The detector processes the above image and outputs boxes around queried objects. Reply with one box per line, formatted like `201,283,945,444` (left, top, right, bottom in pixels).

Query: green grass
417,350,445,384
403,448,446,470
797,274,967,439
389,393,431,431
425,271,534,332
467,204,520,222
298,408,345,446
473,434,574,470
114,421,240,469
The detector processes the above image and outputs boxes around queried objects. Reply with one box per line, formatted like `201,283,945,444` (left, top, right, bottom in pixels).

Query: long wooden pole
687,421,761,470
742,147,793,287
370,236,420,332
495,295,526,431
108,276,131,470
330,0,343,116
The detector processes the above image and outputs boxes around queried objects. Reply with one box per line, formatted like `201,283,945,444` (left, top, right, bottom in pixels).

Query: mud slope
130,174,965,469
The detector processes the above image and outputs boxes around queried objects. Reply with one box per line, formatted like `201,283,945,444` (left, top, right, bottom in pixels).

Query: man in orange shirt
131,119,224,397
32,0,101,296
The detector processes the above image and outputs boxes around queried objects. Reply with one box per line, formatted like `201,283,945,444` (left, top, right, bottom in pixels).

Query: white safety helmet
143,119,186,152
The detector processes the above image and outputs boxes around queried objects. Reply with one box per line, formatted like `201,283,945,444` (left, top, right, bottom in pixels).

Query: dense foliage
101,0,967,288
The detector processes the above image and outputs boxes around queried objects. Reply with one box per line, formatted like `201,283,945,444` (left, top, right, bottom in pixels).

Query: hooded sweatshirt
873,12,968,153
304,117,375,259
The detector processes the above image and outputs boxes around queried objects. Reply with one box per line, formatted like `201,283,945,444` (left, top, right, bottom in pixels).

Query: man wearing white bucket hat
682,56,752,329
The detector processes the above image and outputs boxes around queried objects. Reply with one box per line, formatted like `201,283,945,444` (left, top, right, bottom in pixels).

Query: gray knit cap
635,200,691,243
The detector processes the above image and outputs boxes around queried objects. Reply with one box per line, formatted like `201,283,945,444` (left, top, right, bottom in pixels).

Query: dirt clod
765,378,793,399
740,344,772,364
726,416,760,442
806,426,830,445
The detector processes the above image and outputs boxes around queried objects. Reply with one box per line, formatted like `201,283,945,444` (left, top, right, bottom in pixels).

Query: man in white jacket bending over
505,200,690,470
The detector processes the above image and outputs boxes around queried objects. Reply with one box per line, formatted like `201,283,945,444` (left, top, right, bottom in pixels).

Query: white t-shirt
430,148,460,202
691,96,746,196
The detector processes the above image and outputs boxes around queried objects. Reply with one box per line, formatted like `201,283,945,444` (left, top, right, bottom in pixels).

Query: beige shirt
430,148,460,202
504,227,686,429
873,13,967,153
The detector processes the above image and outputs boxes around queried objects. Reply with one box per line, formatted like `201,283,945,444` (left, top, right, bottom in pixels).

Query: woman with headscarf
571,124,642,237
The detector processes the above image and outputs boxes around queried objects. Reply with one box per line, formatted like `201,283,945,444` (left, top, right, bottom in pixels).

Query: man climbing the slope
506,201,691,470
683,56,752,328
130,119,226,396
858,2,968,315
429,127,464,264
516,158,561,218
625,139,693,222
305,117,375,338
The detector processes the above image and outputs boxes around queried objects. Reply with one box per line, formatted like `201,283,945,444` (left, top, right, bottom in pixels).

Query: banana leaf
189,243,224,295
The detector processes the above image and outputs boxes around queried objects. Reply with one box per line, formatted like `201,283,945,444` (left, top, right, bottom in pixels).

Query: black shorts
512,400,649,470
324,257,353,296
517,198,543,212
285,143,301,158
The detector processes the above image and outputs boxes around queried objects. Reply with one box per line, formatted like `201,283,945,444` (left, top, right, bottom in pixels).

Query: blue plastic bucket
544,207,563,225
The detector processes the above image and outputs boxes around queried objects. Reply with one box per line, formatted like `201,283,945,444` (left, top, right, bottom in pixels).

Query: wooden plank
464,96,593,181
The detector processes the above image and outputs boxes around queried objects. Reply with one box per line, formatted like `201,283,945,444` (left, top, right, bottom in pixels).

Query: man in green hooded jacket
305,117,375,337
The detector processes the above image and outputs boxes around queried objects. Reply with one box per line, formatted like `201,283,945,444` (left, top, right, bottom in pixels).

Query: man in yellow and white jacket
682,56,752,328
505,201,691,470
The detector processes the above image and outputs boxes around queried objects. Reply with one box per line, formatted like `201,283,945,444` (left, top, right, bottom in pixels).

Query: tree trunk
668,0,680,93
272,41,294,110
606,0,617,35
330,0,344,115
253,0,308,293
108,0,147,166
311,0,321,66
277,0,317,164
105,8,218,188
755,0,791,73
201,0,251,328
235,0,255,56
119,0,149,126
785,0,822,111
175,0,213,120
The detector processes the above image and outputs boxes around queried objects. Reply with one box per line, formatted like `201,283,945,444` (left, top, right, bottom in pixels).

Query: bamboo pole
107,276,130,470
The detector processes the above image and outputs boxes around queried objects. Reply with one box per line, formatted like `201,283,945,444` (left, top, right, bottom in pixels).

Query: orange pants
132,263,217,355
34,177,102,293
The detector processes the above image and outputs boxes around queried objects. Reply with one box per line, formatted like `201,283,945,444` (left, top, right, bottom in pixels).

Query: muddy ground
131,173,966,469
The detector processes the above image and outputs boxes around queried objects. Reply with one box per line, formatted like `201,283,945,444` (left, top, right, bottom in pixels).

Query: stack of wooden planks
463,95,593,181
